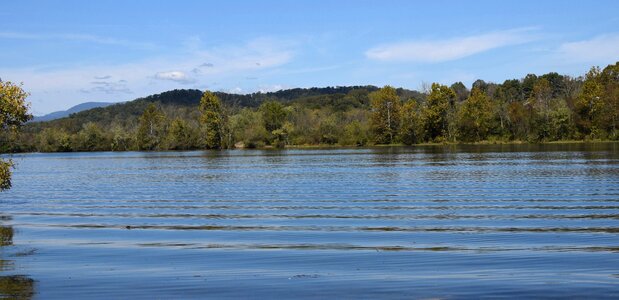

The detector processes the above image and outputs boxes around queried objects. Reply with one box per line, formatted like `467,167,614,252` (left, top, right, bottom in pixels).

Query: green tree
370,86,401,144
229,108,268,148
199,91,225,149
399,100,423,145
528,78,553,140
457,88,494,141
259,100,287,131
0,80,32,190
318,115,339,144
73,122,107,151
423,83,455,142
547,99,574,140
136,103,167,150
110,124,133,151
450,82,469,103
166,118,196,150
36,127,71,152
340,120,368,146
259,100,288,145
575,67,604,138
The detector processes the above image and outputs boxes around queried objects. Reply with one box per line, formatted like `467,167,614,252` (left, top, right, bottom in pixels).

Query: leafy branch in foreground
0,80,32,190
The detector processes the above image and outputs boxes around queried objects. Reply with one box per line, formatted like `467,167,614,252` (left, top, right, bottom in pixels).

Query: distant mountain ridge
32,102,115,122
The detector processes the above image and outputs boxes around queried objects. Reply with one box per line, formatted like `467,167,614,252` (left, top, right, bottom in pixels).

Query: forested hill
8,61,619,153
25,86,396,132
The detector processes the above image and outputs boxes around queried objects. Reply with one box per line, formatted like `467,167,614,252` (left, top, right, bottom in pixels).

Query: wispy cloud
1,36,296,114
365,28,537,63
80,76,132,94
557,33,619,63
0,31,156,49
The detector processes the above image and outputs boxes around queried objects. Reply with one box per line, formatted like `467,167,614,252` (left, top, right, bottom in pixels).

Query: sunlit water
1,144,619,299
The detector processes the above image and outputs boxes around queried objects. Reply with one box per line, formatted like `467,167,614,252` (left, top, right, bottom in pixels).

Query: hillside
25,85,420,133
10,61,618,153
31,102,115,122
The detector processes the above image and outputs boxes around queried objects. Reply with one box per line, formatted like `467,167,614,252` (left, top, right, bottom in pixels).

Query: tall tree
166,118,196,150
259,100,287,132
529,78,553,139
199,91,225,149
136,103,167,150
399,100,423,145
259,100,287,145
574,67,604,137
423,83,455,142
370,86,401,144
457,88,495,141
0,80,32,190
450,82,469,103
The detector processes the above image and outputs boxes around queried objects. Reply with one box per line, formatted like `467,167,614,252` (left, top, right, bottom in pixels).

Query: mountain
32,102,115,122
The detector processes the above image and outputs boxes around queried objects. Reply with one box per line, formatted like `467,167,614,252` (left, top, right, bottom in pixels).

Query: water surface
1,144,619,298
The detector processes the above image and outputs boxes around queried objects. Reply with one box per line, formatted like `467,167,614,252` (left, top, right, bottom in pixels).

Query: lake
1,144,619,299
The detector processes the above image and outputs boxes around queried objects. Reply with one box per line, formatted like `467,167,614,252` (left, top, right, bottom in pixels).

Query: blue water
1,144,619,299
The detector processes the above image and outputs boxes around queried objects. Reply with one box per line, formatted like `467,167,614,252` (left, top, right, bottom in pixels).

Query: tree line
3,61,619,154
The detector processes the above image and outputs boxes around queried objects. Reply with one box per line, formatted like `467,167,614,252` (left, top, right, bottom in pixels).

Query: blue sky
1,0,618,115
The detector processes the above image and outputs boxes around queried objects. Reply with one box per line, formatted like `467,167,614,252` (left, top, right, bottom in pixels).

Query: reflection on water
0,143,618,298
0,227,12,247
0,225,34,300
0,276,34,300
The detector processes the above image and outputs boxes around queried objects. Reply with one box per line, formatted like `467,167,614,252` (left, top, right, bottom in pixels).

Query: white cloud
365,28,536,63
153,71,195,84
258,84,287,93
1,37,296,114
558,34,619,63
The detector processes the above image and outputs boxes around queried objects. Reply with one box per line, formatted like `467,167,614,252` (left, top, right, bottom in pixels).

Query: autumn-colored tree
370,86,400,144
199,91,226,149
0,80,32,190
423,83,455,142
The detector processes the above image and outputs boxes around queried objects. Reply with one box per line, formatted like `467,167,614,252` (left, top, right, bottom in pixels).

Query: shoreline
4,140,618,155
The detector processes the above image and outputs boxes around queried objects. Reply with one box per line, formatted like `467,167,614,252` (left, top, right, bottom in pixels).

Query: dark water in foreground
1,144,619,299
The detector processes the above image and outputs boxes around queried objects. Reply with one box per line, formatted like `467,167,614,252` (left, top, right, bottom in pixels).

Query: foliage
166,118,197,150
0,160,12,191
4,61,619,154
229,108,268,148
370,86,401,144
455,88,493,141
136,103,167,150
0,80,32,190
199,91,225,149
399,100,423,145
423,83,455,142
